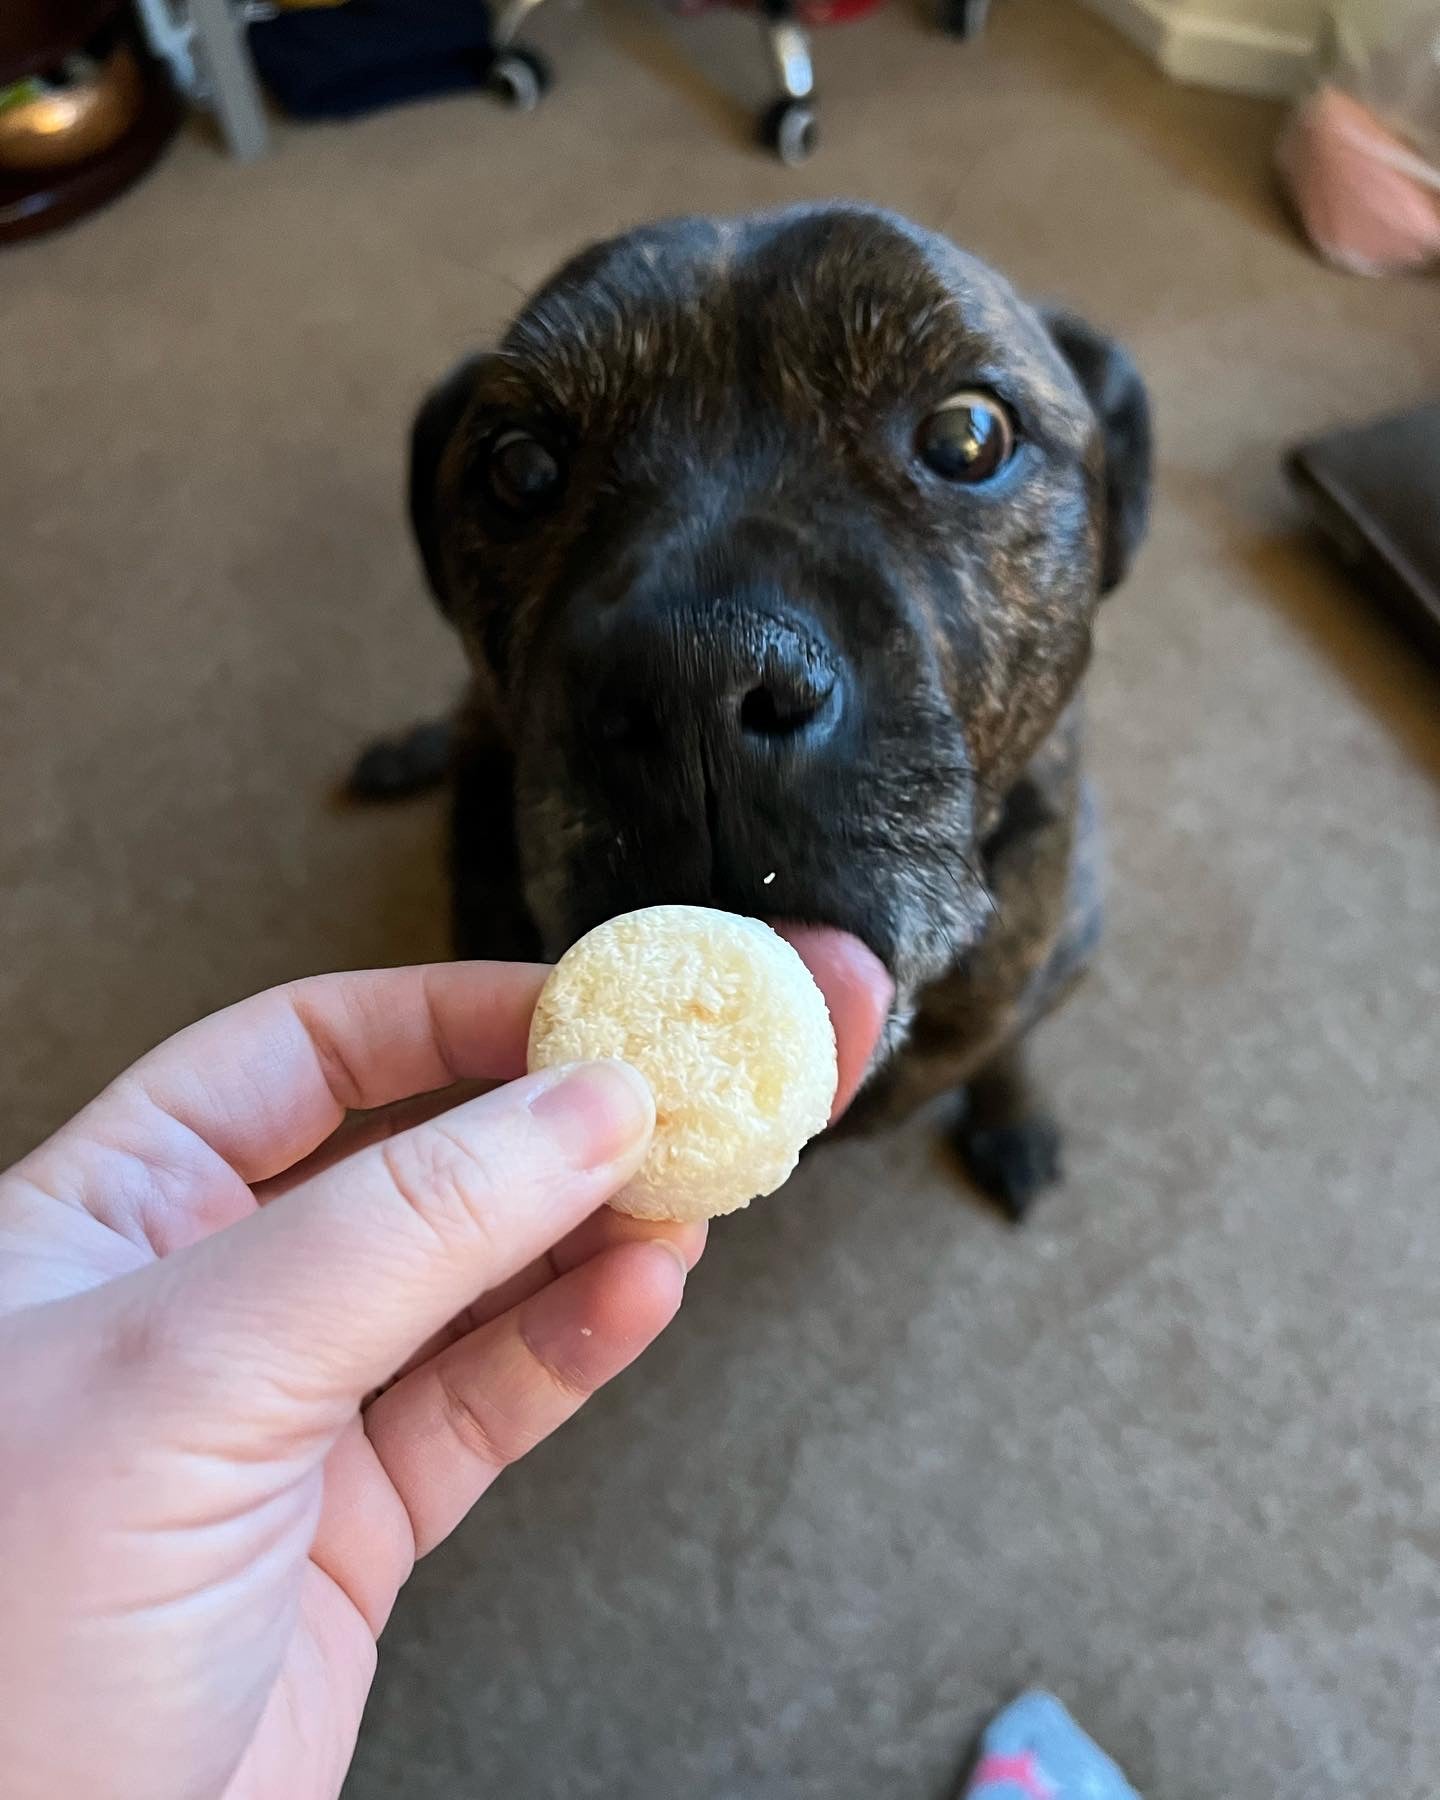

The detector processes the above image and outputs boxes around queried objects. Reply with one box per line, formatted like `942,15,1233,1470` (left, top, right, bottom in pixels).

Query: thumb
127,1060,654,1440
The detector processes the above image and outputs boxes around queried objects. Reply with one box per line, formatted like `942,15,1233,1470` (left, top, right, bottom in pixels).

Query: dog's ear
1040,310,1152,595
408,355,488,617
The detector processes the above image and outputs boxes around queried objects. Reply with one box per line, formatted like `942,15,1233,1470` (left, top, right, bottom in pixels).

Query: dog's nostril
739,677,833,739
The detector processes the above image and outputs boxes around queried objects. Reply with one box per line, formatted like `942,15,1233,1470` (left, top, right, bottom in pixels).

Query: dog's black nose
585,604,845,760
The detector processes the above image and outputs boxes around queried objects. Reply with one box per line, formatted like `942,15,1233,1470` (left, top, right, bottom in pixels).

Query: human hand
0,963,704,1800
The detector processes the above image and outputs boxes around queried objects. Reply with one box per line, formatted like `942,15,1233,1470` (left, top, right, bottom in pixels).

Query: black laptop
1287,401,1440,663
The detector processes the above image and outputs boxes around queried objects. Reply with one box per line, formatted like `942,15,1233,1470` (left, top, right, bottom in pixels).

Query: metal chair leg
941,0,991,38
133,0,269,159
494,0,550,48
488,0,553,110
190,0,268,159
765,16,813,99
757,0,816,165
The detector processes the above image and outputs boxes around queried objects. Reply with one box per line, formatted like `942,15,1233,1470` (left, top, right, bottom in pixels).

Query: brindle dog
354,203,1151,1218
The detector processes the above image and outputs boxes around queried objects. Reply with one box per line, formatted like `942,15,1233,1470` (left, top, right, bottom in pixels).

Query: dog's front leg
346,717,455,801
952,1041,1063,1223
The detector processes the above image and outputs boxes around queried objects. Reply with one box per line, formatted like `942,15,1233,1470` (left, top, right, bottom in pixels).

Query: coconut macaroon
527,905,838,1222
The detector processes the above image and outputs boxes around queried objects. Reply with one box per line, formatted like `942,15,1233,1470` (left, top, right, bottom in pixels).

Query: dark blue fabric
248,1,495,120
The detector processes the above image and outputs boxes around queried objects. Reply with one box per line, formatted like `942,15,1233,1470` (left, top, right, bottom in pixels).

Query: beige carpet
4,2,1440,1795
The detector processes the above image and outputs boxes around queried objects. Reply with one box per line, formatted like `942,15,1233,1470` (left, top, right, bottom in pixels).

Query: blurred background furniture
0,0,180,242
137,0,995,168
136,0,268,158
243,0,496,146
1077,0,1324,96
1288,403,1440,665
479,0,993,162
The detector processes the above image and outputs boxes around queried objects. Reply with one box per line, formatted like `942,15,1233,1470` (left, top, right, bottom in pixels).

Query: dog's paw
954,1113,1063,1223
345,720,453,802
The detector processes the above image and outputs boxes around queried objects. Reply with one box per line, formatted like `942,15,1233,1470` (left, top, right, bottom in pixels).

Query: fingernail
650,1239,690,1287
529,1061,654,1171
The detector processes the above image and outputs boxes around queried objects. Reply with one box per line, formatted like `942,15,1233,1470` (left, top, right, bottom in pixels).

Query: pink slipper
1277,84,1440,275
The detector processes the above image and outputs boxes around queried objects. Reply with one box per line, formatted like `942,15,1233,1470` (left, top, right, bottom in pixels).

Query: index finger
64,962,548,1187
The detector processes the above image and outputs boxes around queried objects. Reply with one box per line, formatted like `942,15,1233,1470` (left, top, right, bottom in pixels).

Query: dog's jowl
364,203,1152,1219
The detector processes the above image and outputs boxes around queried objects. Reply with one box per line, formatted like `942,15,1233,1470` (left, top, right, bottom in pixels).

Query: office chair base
480,0,989,154
759,95,818,164
941,0,990,38
488,45,551,109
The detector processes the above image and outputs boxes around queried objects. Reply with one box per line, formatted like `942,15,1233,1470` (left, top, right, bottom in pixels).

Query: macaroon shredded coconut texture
527,905,838,1223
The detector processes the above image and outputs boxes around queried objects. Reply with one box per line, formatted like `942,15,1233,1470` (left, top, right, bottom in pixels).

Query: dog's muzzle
539,581,895,1111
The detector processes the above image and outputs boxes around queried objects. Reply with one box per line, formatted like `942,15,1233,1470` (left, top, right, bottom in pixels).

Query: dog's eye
917,393,1016,484
486,430,564,516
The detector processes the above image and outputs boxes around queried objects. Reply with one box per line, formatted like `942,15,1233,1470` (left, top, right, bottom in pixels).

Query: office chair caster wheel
488,47,550,111
941,0,990,35
760,97,817,166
